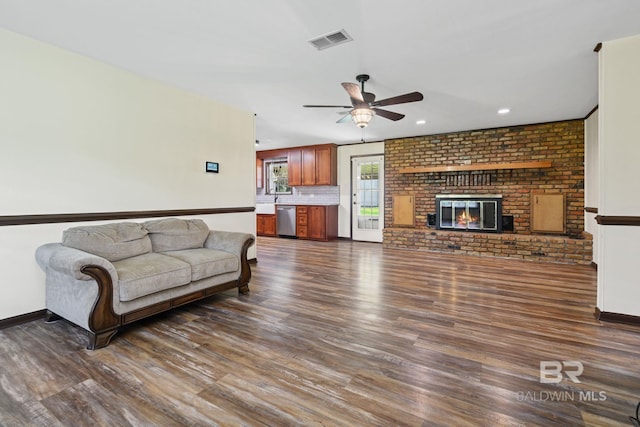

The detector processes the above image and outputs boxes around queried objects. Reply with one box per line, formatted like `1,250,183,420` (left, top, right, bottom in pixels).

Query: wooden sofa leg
87,329,118,350
238,284,250,295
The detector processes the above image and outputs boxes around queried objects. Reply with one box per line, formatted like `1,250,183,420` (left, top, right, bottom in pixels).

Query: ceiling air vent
308,29,353,51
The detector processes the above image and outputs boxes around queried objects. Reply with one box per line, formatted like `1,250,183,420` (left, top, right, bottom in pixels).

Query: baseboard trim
594,307,640,326
0,309,47,330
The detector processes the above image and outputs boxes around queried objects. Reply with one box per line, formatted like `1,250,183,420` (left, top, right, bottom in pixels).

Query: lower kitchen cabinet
256,214,277,237
296,206,308,238
297,205,337,241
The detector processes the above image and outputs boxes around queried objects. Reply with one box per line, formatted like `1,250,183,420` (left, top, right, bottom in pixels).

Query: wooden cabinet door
263,215,276,236
392,194,415,226
315,146,336,185
256,216,264,235
288,149,302,187
308,206,326,240
531,192,565,233
301,148,316,186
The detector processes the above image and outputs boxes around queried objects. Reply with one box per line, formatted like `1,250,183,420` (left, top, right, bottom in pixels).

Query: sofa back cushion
62,222,152,261
144,218,209,252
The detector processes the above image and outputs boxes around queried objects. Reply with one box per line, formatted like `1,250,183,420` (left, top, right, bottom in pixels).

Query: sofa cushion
144,218,210,252
162,248,239,281
113,253,191,302
62,222,151,262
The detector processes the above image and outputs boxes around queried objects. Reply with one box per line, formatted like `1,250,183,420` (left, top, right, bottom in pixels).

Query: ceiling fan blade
336,113,352,124
341,82,365,106
372,91,424,107
303,104,352,108
373,108,405,121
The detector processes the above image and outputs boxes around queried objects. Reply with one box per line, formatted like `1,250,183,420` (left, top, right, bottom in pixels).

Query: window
265,159,291,194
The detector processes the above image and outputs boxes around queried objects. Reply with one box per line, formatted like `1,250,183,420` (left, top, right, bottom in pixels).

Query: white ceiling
2,1,640,150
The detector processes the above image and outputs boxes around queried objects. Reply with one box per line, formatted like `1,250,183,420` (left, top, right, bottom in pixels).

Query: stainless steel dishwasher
276,205,296,237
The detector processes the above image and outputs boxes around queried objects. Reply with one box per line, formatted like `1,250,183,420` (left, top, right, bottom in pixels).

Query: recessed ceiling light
416,119,426,125
498,108,510,115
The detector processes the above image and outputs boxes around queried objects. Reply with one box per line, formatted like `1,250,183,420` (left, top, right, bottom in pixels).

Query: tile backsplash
256,186,340,205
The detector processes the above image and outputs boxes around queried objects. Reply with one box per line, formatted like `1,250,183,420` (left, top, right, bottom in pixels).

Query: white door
352,155,384,242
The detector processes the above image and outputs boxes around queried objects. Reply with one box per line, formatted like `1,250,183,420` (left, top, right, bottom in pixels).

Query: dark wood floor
1,237,639,426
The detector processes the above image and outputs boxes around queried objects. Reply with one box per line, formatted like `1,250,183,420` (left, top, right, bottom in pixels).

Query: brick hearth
383,228,592,265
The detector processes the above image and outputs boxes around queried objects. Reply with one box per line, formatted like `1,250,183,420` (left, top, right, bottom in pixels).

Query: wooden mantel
398,161,552,174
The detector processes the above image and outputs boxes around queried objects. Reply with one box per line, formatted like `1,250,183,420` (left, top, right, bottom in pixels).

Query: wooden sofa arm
237,235,256,294
79,264,121,350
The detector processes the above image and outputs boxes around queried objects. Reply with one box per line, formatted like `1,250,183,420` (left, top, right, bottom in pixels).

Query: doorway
351,155,384,242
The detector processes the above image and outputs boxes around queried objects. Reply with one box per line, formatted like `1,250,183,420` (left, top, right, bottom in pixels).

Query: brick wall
384,120,591,264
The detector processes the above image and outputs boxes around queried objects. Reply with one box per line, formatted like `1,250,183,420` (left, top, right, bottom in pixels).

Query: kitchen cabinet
257,214,277,237
314,145,336,185
287,149,302,187
297,205,337,241
258,144,336,188
531,192,565,234
308,206,326,240
296,206,308,238
287,144,337,187
302,148,316,186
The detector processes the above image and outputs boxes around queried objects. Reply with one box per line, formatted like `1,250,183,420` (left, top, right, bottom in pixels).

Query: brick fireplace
383,120,592,264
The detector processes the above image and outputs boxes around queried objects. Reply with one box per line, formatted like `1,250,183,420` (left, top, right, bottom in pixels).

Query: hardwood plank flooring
1,237,639,426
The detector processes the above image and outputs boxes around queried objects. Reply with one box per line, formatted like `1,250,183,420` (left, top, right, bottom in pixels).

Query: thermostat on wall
205,161,219,173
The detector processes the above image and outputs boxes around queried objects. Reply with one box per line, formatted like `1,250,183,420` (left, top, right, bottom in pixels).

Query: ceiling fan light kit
304,74,424,129
351,108,374,128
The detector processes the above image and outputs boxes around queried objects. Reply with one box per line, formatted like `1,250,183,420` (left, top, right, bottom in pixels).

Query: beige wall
584,109,599,264
597,33,640,316
0,29,256,320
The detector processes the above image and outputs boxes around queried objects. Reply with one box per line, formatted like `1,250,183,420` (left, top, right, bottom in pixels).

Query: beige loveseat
35,218,255,349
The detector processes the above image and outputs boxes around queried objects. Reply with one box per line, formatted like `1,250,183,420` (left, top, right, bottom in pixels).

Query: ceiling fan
303,74,423,128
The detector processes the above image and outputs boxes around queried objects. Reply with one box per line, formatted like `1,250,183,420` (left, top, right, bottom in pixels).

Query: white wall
337,142,384,238
584,109,599,264
597,34,640,316
0,29,256,320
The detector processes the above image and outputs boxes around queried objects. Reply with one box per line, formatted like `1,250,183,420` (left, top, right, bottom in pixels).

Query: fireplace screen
436,195,502,232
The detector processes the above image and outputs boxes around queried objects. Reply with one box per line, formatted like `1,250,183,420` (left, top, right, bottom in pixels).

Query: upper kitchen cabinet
258,143,337,188
288,149,302,187
301,147,316,186
289,144,337,187
314,145,337,185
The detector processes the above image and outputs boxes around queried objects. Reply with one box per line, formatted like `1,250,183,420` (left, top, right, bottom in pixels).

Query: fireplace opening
435,194,502,233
